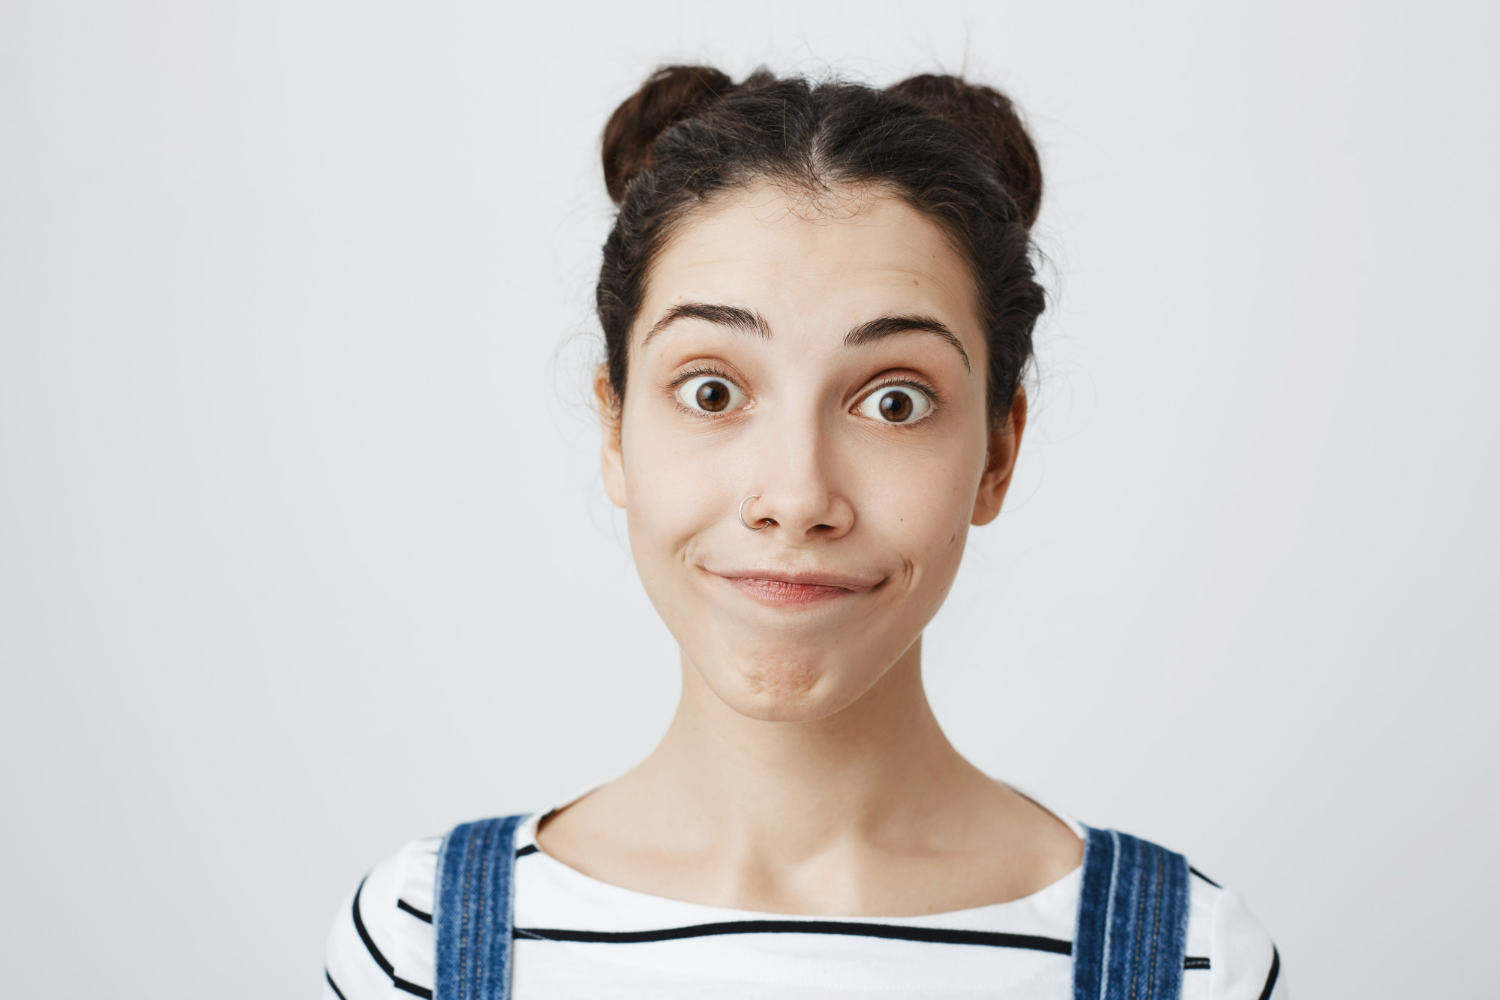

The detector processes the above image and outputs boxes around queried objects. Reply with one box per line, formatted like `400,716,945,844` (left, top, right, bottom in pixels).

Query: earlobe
595,366,628,509
970,387,1027,527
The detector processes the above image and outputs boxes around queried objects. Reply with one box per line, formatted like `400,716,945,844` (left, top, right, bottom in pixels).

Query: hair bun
602,65,735,204
886,74,1043,229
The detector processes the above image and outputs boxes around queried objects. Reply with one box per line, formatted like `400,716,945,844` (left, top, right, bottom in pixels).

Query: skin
538,182,1081,916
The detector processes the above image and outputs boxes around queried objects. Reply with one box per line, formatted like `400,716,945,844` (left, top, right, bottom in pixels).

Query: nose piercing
739,494,771,531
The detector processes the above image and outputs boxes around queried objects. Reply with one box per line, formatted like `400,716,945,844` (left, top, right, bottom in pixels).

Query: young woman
323,66,1285,1000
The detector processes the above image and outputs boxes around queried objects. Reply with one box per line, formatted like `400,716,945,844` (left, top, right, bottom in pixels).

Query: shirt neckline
511,782,1087,923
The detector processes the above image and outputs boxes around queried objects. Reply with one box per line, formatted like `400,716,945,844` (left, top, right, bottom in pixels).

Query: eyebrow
643,303,772,346
642,301,970,371
844,315,970,371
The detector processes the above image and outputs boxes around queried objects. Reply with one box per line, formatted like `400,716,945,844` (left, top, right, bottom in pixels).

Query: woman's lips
709,568,880,606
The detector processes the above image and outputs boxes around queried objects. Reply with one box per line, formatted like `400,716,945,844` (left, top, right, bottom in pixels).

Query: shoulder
323,837,441,1000
1184,866,1287,1000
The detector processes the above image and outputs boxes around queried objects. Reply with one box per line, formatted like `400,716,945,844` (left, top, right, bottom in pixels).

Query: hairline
626,175,986,353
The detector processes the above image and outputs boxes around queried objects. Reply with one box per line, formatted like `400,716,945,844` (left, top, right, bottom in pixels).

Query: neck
536,635,1079,916
628,637,982,861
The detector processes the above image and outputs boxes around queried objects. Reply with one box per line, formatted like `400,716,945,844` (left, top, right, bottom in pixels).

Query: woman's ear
971,386,1027,526
596,365,628,508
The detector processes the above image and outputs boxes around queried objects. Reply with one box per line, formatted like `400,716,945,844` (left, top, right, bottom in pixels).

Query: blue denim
1072,826,1191,1000
432,816,1190,1000
434,815,525,1000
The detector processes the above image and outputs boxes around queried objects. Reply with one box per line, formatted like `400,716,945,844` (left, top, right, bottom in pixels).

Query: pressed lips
708,567,881,606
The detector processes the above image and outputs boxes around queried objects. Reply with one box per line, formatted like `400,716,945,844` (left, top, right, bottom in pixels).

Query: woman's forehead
639,184,982,343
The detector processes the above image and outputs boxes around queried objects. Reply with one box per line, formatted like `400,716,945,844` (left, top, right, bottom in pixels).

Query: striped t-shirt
323,807,1286,1000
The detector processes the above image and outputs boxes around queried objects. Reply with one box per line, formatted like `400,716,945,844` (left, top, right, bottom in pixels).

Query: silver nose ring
739,494,771,531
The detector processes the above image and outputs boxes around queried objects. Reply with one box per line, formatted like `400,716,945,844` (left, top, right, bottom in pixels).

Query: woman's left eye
856,385,934,424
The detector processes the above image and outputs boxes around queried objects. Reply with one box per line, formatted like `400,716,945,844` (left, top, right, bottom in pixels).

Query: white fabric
323,801,1286,1000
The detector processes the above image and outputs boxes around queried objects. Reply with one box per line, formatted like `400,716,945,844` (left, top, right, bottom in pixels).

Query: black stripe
351,876,435,999
324,969,348,1000
1184,956,1211,970
350,878,393,976
515,919,1072,953
1256,946,1281,1000
516,844,539,858
397,899,433,923
1189,866,1222,888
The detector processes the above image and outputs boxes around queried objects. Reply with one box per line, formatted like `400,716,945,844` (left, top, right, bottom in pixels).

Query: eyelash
859,376,942,409
666,365,740,416
670,365,733,388
854,377,944,427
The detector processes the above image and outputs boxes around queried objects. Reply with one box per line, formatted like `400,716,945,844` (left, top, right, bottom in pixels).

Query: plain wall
2,1,1496,996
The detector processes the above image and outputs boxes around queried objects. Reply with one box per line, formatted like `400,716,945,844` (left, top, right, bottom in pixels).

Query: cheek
619,408,733,556
861,437,983,571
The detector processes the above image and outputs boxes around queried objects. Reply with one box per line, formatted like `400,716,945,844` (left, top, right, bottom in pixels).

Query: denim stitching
1143,848,1163,999
502,818,519,1000
460,827,479,1000
1129,841,1147,1000
1099,831,1121,1000
475,822,492,999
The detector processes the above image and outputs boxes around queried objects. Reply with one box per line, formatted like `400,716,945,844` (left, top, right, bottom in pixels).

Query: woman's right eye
676,375,747,414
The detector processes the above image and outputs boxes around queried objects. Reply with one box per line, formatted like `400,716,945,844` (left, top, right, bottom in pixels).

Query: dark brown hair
597,66,1045,424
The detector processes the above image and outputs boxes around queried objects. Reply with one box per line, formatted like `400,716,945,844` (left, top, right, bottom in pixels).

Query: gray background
2,1,1496,996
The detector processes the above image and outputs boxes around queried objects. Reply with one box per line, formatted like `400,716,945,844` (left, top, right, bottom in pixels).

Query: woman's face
601,183,1024,723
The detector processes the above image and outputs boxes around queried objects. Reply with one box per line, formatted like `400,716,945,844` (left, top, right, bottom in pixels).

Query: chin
701,648,877,723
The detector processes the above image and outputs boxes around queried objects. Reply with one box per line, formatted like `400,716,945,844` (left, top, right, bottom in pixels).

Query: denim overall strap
433,815,526,1000
1072,826,1191,1000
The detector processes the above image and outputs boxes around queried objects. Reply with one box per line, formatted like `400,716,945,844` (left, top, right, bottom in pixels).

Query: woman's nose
745,413,855,540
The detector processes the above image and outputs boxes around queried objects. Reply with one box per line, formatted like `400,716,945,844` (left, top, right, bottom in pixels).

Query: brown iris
879,389,915,422
696,380,731,412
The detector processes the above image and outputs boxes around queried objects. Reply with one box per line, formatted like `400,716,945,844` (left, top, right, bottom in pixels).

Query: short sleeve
322,838,440,1000
1209,889,1287,1000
